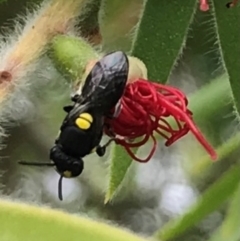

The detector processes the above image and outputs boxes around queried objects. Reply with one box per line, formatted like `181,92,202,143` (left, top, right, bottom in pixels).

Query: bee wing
63,51,129,123
79,51,129,113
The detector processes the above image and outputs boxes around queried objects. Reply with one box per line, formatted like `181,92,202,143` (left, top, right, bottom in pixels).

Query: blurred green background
0,0,239,241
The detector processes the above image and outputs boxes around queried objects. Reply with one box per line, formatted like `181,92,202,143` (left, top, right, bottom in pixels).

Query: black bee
19,51,129,200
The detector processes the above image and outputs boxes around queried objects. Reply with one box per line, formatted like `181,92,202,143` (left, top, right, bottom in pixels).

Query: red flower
105,79,217,162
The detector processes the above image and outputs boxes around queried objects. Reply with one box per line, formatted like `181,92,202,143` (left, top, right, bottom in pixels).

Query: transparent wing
80,51,129,112
67,51,129,120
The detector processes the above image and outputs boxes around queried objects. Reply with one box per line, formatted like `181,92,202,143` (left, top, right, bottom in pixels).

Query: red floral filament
105,79,217,163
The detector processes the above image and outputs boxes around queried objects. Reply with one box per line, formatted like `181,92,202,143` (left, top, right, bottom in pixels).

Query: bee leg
105,102,121,119
103,122,111,131
104,112,114,120
63,105,74,113
96,145,106,157
104,123,115,137
96,138,115,157
71,94,80,102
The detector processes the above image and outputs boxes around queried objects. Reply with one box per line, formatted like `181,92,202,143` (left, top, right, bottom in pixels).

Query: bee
19,51,129,200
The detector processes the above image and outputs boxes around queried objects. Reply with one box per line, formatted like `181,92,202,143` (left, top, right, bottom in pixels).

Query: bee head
18,146,84,201
50,145,84,178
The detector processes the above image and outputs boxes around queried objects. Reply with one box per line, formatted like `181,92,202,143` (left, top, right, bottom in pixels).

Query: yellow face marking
63,171,72,178
79,113,93,123
75,112,93,130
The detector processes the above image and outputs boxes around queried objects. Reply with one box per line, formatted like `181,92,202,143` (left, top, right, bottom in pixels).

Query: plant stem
0,0,87,103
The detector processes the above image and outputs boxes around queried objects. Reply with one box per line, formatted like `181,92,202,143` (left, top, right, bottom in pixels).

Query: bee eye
70,160,84,177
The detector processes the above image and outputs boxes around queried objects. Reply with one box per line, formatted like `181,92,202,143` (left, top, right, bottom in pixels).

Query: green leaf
131,0,198,82
154,164,240,241
49,35,99,81
105,0,199,203
104,145,134,203
211,0,240,117
187,75,232,124
208,180,240,241
99,0,143,51
188,133,240,182
77,0,101,39
0,199,149,241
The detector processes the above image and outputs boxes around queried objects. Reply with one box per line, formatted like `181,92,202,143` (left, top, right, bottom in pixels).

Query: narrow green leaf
189,133,240,181
104,145,135,203
99,0,143,51
154,164,240,241
105,0,197,201
77,0,101,39
187,75,232,124
211,0,240,117
49,35,99,81
0,199,149,241
208,181,240,241
105,0,199,203
131,0,198,82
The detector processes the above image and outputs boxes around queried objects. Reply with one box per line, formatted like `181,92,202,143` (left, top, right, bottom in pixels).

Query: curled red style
105,79,217,162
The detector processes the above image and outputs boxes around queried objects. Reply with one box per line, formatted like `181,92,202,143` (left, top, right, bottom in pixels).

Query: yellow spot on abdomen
79,113,93,123
75,118,91,130
75,112,93,130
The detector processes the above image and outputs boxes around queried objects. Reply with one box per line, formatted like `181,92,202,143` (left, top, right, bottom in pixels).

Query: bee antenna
58,175,64,201
18,161,55,167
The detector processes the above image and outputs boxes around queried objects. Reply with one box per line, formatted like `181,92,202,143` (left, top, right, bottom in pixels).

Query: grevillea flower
104,79,217,162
